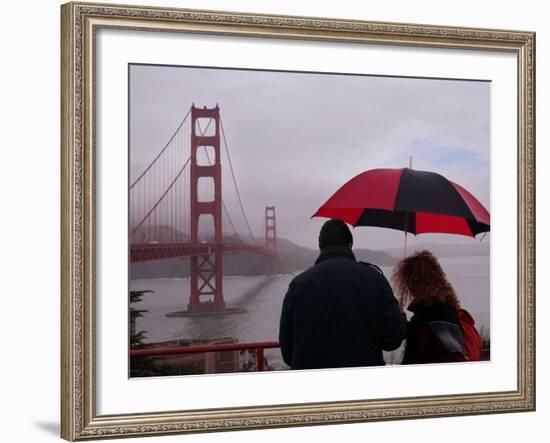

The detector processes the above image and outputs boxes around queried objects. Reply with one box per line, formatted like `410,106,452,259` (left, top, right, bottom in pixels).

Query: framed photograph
61,1,535,440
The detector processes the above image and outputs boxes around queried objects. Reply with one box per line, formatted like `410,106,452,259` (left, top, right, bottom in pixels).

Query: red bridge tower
265,206,277,254
265,206,279,274
188,105,225,313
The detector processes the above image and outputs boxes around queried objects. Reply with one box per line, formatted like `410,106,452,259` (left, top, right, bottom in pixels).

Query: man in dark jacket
279,219,406,370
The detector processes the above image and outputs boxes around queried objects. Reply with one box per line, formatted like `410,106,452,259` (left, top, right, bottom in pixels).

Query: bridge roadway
130,242,276,263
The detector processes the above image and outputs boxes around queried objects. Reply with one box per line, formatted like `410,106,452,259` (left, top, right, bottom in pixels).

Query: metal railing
130,341,280,371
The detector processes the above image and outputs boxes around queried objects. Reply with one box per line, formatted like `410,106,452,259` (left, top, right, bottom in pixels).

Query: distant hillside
354,248,399,266
130,232,397,279
382,241,490,259
269,238,397,270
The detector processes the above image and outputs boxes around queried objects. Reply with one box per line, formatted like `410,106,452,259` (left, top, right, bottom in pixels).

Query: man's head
318,219,353,251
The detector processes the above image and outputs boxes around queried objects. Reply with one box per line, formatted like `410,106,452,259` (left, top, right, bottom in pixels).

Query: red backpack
457,309,482,361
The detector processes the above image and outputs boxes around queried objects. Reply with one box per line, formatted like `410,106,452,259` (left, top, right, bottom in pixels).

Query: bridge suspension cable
130,156,191,237
129,110,199,237
129,107,191,190
220,117,260,246
195,119,242,243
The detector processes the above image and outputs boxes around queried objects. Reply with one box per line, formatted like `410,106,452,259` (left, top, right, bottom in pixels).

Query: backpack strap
457,309,482,361
428,321,466,356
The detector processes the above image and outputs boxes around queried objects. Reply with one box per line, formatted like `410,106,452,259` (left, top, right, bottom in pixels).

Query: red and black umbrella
313,168,490,238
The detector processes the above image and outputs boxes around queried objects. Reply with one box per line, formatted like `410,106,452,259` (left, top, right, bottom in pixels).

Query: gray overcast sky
130,64,490,250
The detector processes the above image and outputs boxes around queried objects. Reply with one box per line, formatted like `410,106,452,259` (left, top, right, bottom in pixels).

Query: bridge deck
130,242,276,263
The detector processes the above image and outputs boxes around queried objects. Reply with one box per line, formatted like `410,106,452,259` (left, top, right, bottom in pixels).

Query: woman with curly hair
392,250,481,364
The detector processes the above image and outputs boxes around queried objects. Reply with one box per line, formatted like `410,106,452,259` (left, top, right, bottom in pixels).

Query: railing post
256,347,265,371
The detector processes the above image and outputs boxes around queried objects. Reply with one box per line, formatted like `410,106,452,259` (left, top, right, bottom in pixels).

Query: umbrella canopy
313,168,490,238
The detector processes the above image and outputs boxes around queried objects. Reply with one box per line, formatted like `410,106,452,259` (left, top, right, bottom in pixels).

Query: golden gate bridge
130,104,280,314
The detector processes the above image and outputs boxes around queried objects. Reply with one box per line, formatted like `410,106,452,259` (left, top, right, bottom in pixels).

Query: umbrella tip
311,209,321,219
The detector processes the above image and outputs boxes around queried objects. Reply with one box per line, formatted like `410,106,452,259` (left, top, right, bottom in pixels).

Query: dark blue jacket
279,245,406,370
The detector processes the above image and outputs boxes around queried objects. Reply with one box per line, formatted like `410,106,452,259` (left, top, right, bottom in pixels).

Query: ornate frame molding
61,2,535,440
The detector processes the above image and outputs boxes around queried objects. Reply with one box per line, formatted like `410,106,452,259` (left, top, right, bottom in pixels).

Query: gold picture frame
61,1,536,440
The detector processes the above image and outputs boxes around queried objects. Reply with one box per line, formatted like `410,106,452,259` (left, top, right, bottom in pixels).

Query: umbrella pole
400,156,413,312
403,227,408,259
399,221,408,313
403,155,412,260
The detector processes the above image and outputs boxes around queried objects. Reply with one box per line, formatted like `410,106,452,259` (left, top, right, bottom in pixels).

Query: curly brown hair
392,250,460,311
